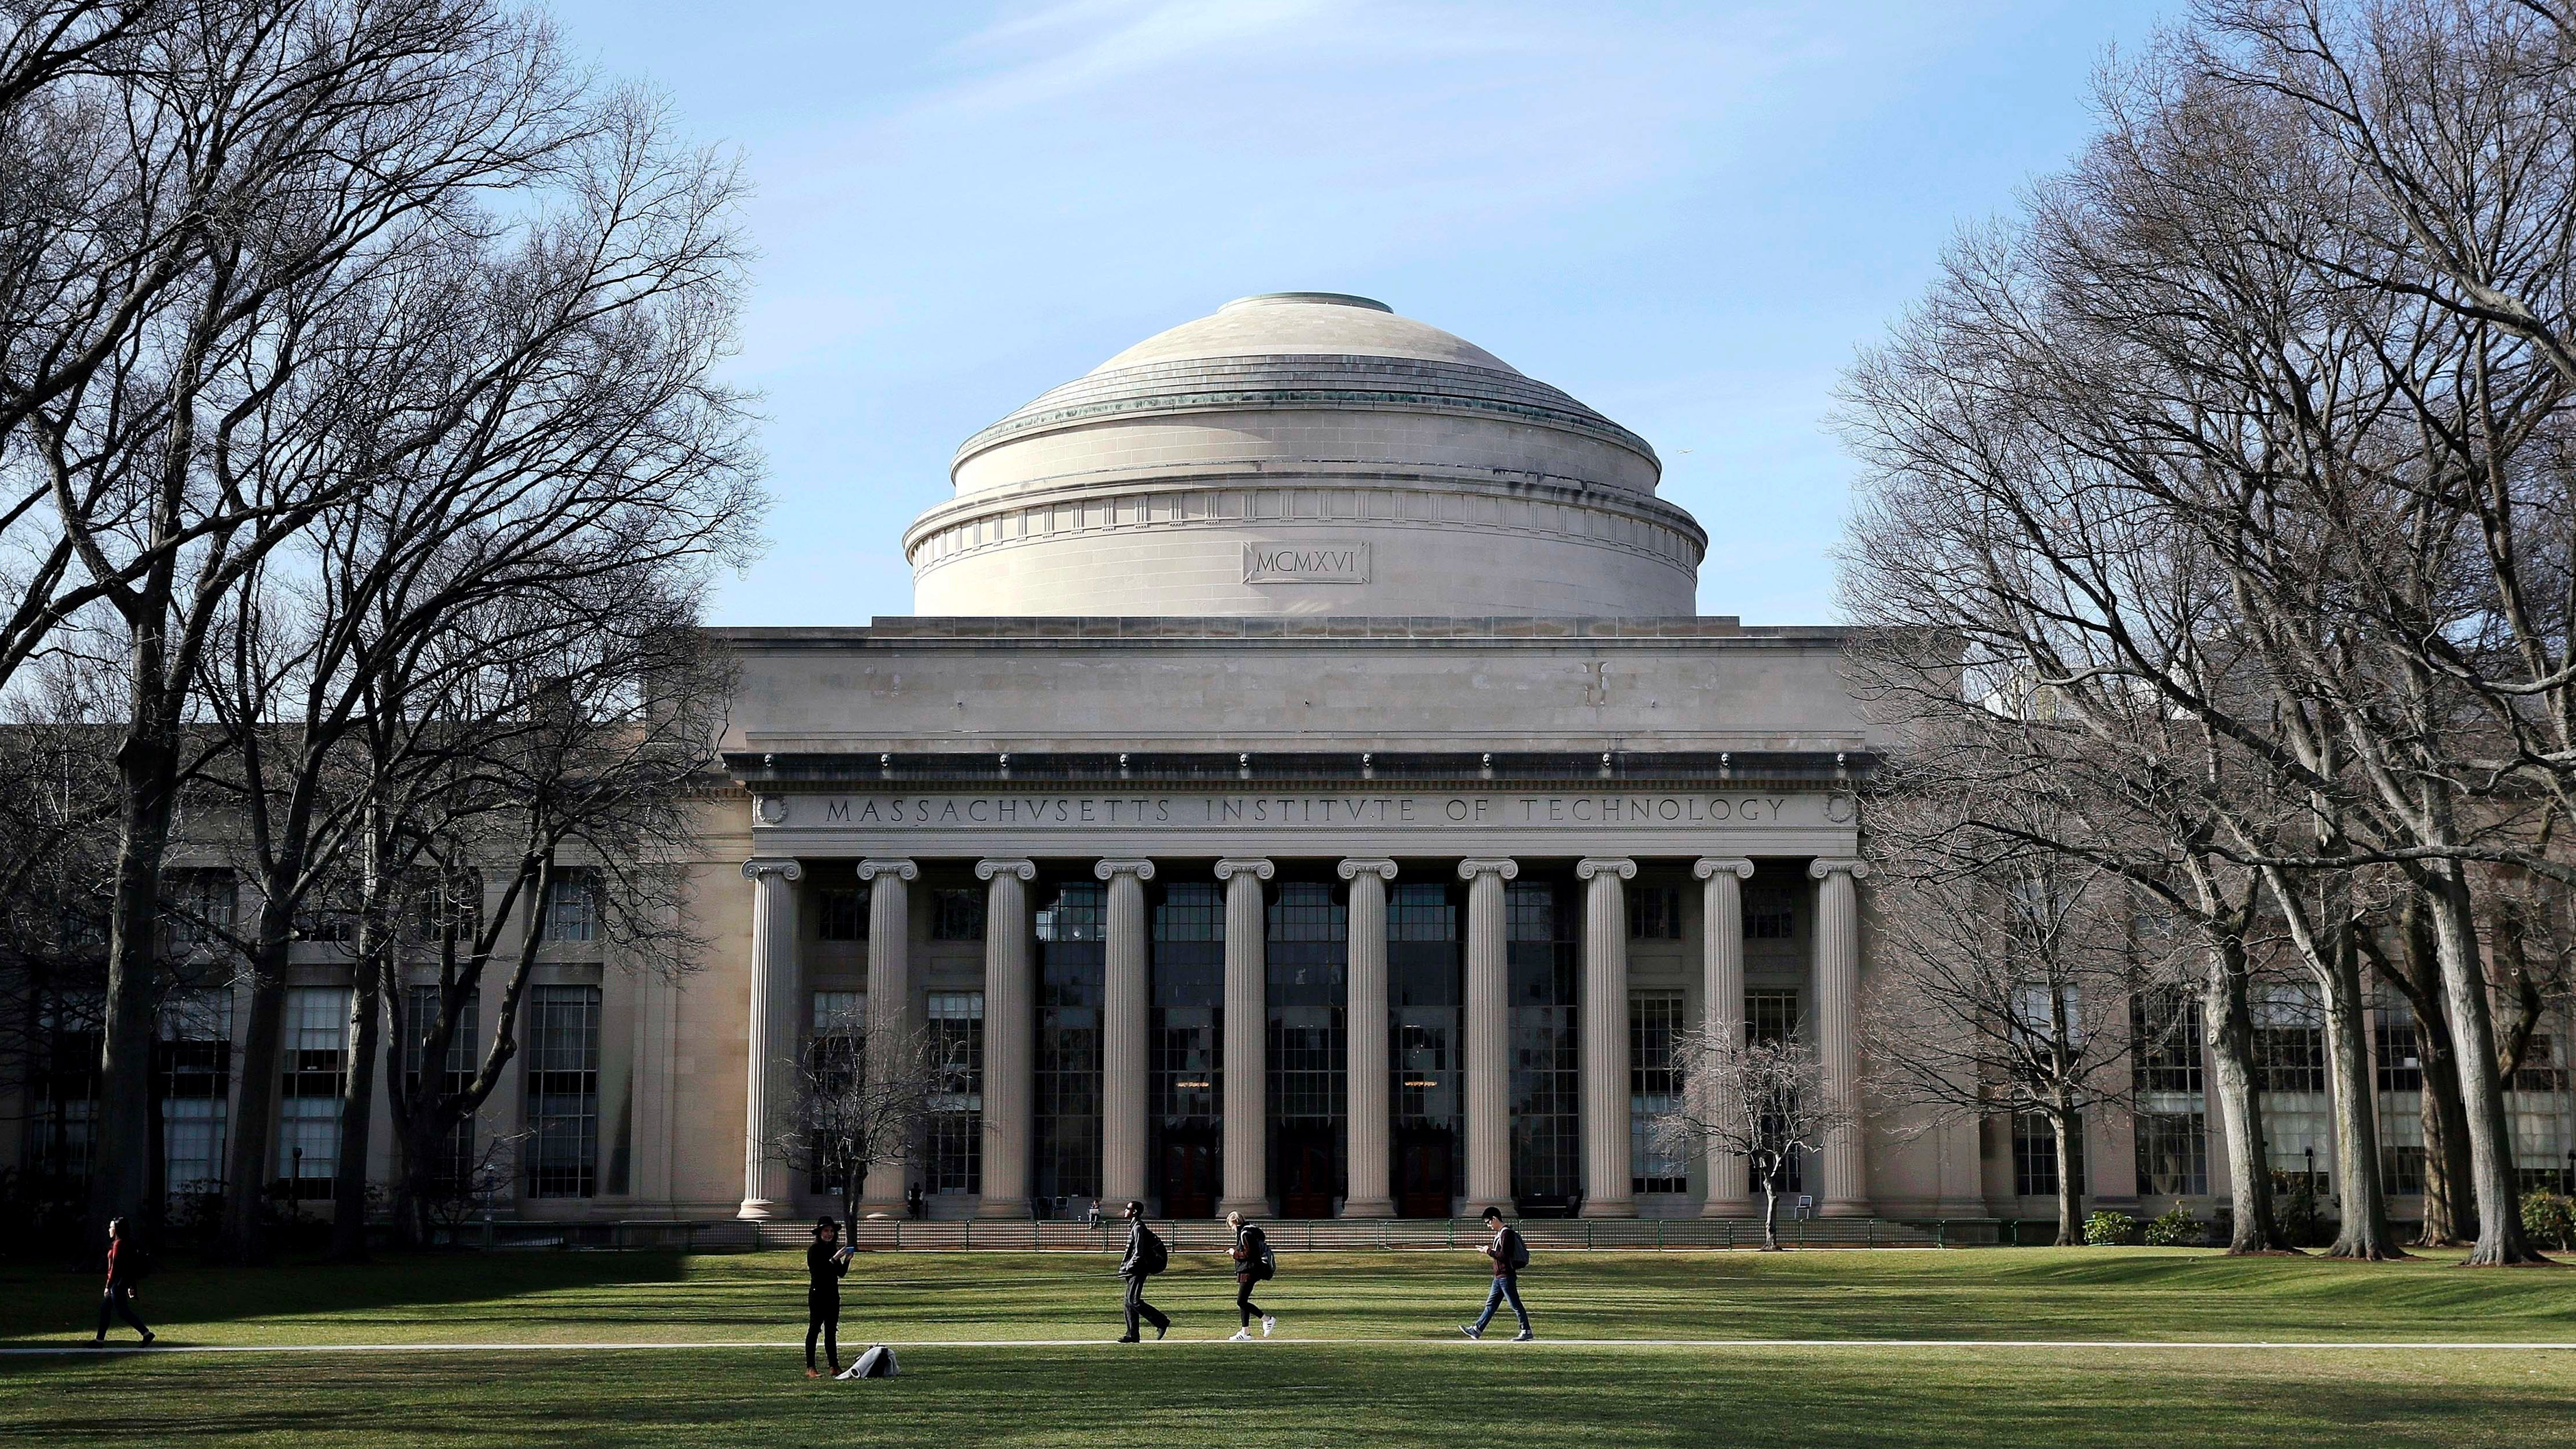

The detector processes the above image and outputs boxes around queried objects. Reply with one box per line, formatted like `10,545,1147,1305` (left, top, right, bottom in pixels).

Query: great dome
904,293,1706,617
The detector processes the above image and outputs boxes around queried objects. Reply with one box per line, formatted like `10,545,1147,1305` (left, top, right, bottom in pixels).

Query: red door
1396,1128,1453,1218
1279,1129,1336,1218
1161,1134,1217,1218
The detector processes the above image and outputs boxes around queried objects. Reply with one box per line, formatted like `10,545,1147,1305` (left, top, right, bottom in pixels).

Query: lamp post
290,1146,304,1225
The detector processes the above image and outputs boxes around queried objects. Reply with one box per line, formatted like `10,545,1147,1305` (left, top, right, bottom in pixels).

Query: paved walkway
12,1337,2576,1355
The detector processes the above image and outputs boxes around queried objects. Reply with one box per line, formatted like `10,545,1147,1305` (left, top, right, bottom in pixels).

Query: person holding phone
1460,1206,1533,1341
1225,1210,1276,1341
806,1216,854,1377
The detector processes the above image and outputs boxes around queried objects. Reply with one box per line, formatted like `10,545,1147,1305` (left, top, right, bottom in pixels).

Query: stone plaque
1242,541,1371,584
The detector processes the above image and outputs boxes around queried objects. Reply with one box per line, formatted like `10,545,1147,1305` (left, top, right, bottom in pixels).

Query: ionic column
1695,858,1756,1216
1810,857,1871,1217
1338,859,1398,1218
1216,857,1275,1218
1459,858,1518,1216
737,858,802,1220
1577,858,1638,1218
1096,859,1155,1208
858,858,917,1214
975,859,1036,1219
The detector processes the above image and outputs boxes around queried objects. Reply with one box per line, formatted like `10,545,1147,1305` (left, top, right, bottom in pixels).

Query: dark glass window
524,985,599,1197
403,985,480,1193
1269,881,1348,1205
1152,883,1223,1128
1747,990,1801,1044
2374,1005,2422,1093
1628,885,1681,941
931,888,986,942
1745,884,1798,940
817,886,865,942
926,992,984,1195
1389,883,1460,1151
1034,883,1104,1202
1630,991,1685,1192
2136,1111,2208,1196
2252,985,2326,1094
2131,989,2204,1094
1506,882,1578,1202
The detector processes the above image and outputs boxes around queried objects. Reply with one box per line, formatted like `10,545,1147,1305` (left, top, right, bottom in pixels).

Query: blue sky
544,0,2176,626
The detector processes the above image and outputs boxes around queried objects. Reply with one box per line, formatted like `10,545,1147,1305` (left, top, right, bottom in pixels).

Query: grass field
6,1247,2576,1446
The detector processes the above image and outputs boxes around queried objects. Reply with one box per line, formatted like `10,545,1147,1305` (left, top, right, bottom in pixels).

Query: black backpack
1501,1227,1531,1272
1138,1225,1168,1277
1245,1227,1276,1282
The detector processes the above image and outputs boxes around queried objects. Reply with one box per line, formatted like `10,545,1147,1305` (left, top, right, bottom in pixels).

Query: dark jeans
1235,1274,1267,1327
1122,1273,1167,1338
97,1284,149,1341
1472,1275,1529,1335
806,1291,840,1372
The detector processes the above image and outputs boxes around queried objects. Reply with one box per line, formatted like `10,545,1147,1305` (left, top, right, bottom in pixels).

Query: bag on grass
837,1345,899,1380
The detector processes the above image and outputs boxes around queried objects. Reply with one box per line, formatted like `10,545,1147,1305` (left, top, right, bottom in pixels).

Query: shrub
2084,1210,2139,1246
2142,1205,2204,1247
2522,1191,2576,1252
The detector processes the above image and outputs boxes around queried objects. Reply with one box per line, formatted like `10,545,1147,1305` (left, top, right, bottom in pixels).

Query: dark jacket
1119,1221,1151,1279
808,1240,851,1296
1232,1224,1270,1281
1482,1226,1524,1280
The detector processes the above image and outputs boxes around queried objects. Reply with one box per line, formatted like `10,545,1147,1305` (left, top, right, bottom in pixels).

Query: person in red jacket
93,1218,153,1347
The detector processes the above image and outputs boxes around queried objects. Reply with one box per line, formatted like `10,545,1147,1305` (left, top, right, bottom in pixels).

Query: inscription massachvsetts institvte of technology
753,791,1855,830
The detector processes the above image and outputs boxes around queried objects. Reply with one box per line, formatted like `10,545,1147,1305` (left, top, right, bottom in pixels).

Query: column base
1578,1198,1638,1219
1217,1196,1271,1220
1821,1197,1872,1218
1340,1198,1394,1219
1699,1197,1757,1218
736,1198,779,1221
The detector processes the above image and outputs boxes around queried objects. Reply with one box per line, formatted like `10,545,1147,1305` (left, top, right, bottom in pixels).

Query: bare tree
769,1014,961,1232
1863,802,2147,1246
1652,1030,1855,1250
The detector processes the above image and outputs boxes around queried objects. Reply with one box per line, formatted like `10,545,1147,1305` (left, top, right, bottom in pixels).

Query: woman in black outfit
806,1217,852,1377
1225,1210,1275,1341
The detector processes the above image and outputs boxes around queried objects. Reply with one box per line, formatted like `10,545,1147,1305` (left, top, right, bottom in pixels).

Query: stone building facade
14,292,2564,1227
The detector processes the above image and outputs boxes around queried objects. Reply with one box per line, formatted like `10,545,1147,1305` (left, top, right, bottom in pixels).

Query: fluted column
737,858,802,1220
1096,859,1155,1208
1577,858,1638,1218
1695,858,1756,1216
975,859,1036,1219
1338,859,1397,1218
858,859,917,1214
1459,858,1517,1216
1810,858,1871,1217
1216,858,1275,1217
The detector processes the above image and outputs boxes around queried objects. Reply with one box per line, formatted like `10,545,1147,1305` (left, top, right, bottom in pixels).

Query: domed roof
1092,292,1520,375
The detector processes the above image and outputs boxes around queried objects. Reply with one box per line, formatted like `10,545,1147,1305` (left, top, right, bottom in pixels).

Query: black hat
815,1216,838,1233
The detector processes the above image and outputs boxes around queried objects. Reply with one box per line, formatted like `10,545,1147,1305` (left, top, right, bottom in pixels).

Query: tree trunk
2423,867,2547,1264
2202,942,2287,1253
2319,925,2403,1259
220,912,295,1262
89,713,179,1244
328,958,383,1261
2052,1106,2085,1247
1761,1177,1781,1251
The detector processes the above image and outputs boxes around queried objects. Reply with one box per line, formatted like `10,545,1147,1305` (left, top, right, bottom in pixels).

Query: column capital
1336,858,1398,882
1575,857,1637,881
858,858,918,882
975,858,1037,882
1807,858,1872,881
1214,857,1275,882
1457,858,1519,882
1694,858,1756,881
741,857,803,883
1094,858,1157,882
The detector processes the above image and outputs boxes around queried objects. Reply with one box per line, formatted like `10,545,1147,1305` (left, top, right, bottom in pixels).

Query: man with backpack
1460,1205,1533,1341
1225,1210,1276,1341
1116,1201,1169,1342
92,1217,153,1347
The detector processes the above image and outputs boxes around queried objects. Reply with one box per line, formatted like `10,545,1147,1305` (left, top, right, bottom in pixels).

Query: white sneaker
1261,1316,1277,1338
1228,1328,1252,1342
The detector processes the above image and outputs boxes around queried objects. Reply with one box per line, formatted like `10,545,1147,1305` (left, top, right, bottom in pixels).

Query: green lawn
5,1248,2575,1447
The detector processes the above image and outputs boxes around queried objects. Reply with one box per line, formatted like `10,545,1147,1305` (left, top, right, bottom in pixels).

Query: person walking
1460,1206,1533,1341
1226,1210,1276,1342
1116,1201,1169,1343
806,1216,853,1377
92,1218,152,1347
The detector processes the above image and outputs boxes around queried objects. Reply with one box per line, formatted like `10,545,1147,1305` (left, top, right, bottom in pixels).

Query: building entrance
1396,1126,1454,1218
1160,1129,1217,1218
1277,1126,1336,1218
